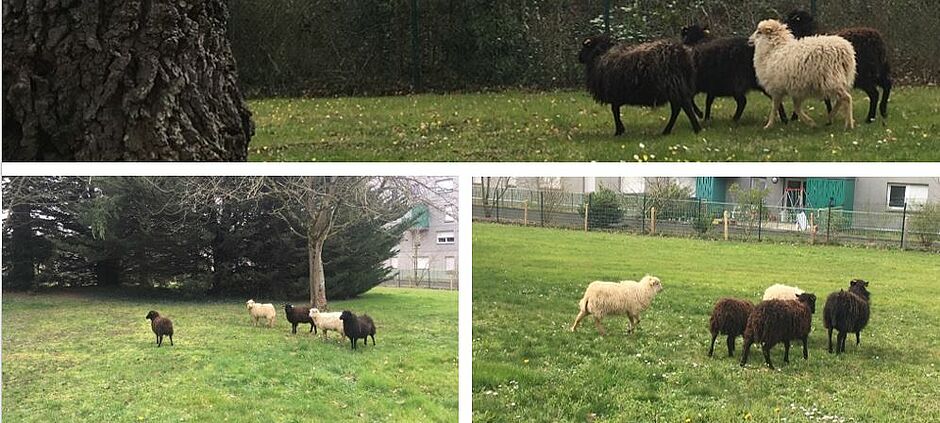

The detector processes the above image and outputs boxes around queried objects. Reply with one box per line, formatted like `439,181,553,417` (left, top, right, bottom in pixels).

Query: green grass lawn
2,287,457,422
472,223,940,422
247,87,940,162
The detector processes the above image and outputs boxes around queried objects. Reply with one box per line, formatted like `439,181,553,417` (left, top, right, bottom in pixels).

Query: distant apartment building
387,177,458,288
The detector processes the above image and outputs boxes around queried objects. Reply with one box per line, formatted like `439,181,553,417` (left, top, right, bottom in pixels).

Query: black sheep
145,310,174,347
708,298,755,357
339,310,376,350
680,24,787,123
741,293,816,369
284,304,316,334
578,35,701,136
823,279,871,354
785,9,893,123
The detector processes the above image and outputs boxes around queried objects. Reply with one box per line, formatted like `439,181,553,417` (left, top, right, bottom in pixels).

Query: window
887,184,928,209
444,205,455,222
436,231,455,244
416,257,430,269
444,256,456,271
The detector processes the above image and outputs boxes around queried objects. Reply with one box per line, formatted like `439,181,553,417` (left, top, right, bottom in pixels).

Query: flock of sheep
579,9,891,135
570,276,872,369
144,300,377,350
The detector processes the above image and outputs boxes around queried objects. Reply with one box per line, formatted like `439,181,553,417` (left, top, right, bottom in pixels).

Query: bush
580,189,623,229
645,179,694,221
909,202,940,248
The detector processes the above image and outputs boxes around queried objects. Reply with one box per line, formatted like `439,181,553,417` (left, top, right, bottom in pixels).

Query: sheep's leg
731,94,747,122
783,340,791,363
169,335,173,346
793,98,816,127
862,85,879,123
571,309,588,332
708,332,718,357
837,331,848,354
842,90,855,129
681,98,702,133
727,335,736,357
855,331,861,346
611,104,625,136
740,338,752,367
662,101,681,135
691,96,704,119
291,323,298,334
764,96,782,129
371,334,376,345
776,100,789,124
761,343,774,369
704,94,716,121
592,316,607,336
879,77,891,118
828,327,834,353
802,337,809,360
157,335,163,347
824,98,834,123
308,323,314,334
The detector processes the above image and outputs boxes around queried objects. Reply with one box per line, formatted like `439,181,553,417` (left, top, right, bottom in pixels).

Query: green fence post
900,202,907,249
588,192,593,229
758,202,763,242
495,190,500,222
826,199,833,244
641,193,647,234
539,191,545,227
410,0,421,91
604,0,611,33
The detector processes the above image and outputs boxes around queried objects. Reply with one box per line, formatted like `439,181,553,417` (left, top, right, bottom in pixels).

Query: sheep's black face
146,311,158,320
578,35,612,64
680,24,708,45
797,293,817,314
783,9,815,38
340,310,353,321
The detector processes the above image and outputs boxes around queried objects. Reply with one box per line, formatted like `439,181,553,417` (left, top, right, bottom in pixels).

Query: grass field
472,223,940,422
2,287,457,422
247,87,940,162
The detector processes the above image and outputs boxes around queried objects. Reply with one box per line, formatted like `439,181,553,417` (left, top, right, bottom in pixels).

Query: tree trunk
8,204,36,290
309,236,328,309
2,0,253,161
95,258,121,286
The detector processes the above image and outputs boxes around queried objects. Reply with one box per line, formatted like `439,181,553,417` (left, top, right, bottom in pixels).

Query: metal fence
472,186,940,252
380,270,459,290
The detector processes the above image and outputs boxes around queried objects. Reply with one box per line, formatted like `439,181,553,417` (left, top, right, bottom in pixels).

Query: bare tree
480,177,511,218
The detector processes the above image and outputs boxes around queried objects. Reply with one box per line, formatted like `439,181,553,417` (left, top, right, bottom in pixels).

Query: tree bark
2,0,253,161
309,236,328,309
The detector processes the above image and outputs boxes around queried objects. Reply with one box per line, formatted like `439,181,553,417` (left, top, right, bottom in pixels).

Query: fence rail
380,270,459,290
472,186,940,252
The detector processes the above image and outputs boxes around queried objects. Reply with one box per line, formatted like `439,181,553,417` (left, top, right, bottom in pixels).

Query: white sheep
308,308,345,340
570,275,664,336
762,284,805,301
749,19,856,129
246,299,276,327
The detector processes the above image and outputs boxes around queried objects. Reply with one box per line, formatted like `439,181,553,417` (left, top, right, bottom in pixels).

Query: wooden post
650,207,657,234
583,202,589,231
810,213,816,244
523,201,528,226
723,210,729,240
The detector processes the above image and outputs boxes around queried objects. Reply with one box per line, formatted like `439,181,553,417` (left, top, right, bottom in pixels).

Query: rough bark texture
2,0,254,161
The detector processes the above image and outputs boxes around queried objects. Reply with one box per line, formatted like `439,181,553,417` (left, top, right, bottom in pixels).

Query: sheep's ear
850,280,857,287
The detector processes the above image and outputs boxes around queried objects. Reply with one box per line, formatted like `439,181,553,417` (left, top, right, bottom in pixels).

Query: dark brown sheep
578,35,701,136
145,310,174,347
740,293,816,369
785,10,892,123
708,298,755,357
284,304,316,334
339,310,376,350
823,279,871,354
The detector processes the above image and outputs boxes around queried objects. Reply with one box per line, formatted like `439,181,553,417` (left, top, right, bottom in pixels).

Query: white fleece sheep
570,275,664,336
246,299,276,327
762,284,805,301
749,19,856,129
308,308,345,340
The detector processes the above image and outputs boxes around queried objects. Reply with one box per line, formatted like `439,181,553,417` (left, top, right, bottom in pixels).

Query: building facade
387,177,459,289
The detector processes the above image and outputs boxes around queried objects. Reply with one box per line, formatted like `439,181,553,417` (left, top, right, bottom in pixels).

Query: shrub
909,202,940,248
580,188,623,229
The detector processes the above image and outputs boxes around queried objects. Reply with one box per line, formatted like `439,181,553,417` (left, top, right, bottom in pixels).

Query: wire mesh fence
380,270,459,290
472,186,940,252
